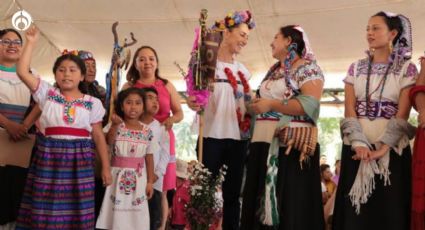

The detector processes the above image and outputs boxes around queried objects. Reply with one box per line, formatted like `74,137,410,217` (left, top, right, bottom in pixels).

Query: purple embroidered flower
406,63,418,78
348,63,355,77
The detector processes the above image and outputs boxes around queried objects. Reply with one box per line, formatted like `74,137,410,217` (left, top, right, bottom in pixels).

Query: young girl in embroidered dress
14,26,112,229
123,46,183,230
96,87,155,230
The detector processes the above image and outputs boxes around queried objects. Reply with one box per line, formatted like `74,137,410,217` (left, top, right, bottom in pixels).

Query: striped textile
0,103,28,124
16,135,96,230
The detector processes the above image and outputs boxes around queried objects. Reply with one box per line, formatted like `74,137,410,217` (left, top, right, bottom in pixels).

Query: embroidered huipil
96,123,154,230
343,59,417,145
251,61,324,143
33,80,105,138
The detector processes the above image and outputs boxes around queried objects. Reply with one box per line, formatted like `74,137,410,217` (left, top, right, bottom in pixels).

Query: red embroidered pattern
224,67,251,137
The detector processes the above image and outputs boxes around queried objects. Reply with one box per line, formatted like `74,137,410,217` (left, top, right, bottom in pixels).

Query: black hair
141,87,158,95
373,12,404,46
141,87,158,102
320,164,330,174
0,28,23,42
279,25,305,57
52,54,87,92
126,46,168,85
114,87,145,118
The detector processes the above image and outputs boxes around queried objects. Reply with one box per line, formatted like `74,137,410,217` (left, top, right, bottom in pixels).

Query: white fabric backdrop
1,0,425,90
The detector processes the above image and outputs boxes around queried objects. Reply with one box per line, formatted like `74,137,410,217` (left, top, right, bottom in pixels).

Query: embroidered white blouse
252,61,324,143
343,59,417,145
203,60,251,140
33,80,105,139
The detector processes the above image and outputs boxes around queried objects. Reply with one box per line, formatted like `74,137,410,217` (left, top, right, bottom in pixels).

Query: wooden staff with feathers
105,21,137,121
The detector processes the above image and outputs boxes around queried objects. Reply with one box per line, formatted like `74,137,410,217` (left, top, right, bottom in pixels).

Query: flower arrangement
185,163,226,230
185,27,210,111
213,10,255,31
61,49,79,56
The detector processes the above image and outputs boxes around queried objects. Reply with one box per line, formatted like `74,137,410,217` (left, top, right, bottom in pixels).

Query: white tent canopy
1,0,425,90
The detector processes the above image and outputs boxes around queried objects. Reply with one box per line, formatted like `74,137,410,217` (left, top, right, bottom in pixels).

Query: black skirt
0,165,28,224
332,145,411,230
241,142,325,230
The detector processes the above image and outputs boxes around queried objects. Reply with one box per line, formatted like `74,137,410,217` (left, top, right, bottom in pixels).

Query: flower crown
61,49,79,56
61,49,95,62
213,10,255,31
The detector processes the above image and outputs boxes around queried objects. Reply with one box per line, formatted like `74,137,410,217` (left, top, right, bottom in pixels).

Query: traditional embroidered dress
333,14,417,229
0,65,32,226
332,58,416,230
134,79,176,191
15,80,105,230
241,60,325,230
96,123,153,230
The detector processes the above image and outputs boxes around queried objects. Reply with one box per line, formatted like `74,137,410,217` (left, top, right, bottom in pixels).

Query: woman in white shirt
187,10,255,230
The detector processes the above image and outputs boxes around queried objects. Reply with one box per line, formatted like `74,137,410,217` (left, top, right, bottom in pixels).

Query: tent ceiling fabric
1,0,425,90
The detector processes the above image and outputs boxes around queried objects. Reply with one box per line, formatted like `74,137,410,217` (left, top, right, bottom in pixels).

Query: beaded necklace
365,55,393,120
223,67,251,139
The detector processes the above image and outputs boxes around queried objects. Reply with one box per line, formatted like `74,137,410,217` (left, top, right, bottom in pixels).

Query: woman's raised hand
25,26,39,43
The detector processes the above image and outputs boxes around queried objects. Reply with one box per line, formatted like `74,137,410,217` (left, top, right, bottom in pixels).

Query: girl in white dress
96,87,155,230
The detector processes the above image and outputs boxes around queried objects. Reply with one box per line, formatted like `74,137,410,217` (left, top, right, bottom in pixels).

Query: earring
389,42,393,53
287,43,298,52
283,43,298,70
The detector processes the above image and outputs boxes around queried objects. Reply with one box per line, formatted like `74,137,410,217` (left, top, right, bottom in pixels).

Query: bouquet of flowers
185,163,226,230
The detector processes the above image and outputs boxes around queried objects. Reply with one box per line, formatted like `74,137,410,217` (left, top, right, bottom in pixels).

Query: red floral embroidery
224,67,251,136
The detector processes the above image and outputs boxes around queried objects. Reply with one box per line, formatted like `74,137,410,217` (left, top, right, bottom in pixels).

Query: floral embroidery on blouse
119,170,137,195
292,61,324,84
116,126,153,143
257,61,322,124
405,63,418,78
354,58,417,77
110,194,121,205
348,63,355,77
131,195,147,206
47,89,93,124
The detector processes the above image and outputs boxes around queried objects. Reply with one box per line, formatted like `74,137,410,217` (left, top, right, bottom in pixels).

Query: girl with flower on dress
123,46,183,230
96,88,155,230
